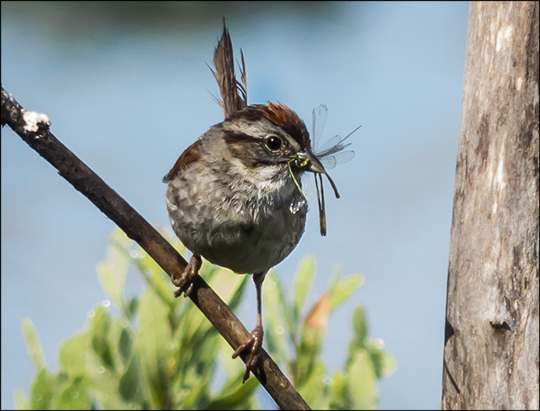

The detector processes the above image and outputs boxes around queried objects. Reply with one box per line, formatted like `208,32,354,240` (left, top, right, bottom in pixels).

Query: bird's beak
297,147,341,200
297,147,326,174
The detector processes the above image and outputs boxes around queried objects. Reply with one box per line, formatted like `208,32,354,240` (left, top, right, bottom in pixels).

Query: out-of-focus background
1,2,470,409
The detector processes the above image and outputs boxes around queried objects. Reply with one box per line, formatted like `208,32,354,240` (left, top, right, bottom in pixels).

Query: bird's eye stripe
223,132,259,144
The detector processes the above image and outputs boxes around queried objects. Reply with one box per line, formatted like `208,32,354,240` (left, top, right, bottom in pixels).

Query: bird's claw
232,324,264,383
173,255,202,298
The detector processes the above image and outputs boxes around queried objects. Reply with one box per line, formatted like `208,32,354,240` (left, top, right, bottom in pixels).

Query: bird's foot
173,254,202,298
232,324,264,383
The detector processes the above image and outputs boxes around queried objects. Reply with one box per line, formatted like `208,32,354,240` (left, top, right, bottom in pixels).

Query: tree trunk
442,2,539,410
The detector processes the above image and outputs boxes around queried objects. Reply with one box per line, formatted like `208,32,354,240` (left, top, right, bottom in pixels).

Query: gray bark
442,1,539,410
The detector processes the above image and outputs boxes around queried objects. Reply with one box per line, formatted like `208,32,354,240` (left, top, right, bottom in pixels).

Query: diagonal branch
1,86,310,411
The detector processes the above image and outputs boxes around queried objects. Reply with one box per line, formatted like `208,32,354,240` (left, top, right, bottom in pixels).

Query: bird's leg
232,270,267,383
173,254,202,298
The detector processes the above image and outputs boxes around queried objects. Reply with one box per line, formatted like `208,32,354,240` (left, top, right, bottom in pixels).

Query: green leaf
352,305,369,348
295,294,331,386
295,327,324,386
175,308,209,373
179,379,211,410
381,352,397,378
118,328,133,366
89,306,115,370
86,351,128,409
137,287,172,408
369,346,397,379
262,271,291,365
13,388,30,410
21,318,47,369
329,273,365,313
127,296,139,319
131,245,176,309
206,377,259,410
97,228,130,311
119,355,143,403
58,333,87,377
346,350,378,409
295,361,328,410
225,274,250,313
328,370,348,410
54,375,90,410
292,256,316,331
29,368,54,410
108,225,179,312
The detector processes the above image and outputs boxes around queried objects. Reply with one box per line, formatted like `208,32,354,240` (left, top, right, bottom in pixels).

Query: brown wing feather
211,20,247,118
162,139,202,183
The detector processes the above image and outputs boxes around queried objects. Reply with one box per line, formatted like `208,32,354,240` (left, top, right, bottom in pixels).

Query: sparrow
163,22,356,382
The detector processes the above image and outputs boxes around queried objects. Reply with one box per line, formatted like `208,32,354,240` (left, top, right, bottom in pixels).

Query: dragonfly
311,104,360,236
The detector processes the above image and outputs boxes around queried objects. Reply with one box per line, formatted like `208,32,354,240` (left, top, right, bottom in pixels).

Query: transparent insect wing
320,150,356,170
312,107,357,166
309,104,359,235
317,124,361,168
316,135,353,157
316,133,355,170
312,104,328,150
318,137,355,169
317,134,342,155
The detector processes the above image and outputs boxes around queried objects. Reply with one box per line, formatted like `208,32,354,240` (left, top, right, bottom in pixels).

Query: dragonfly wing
317,134,342,154
332,150,355,165
320,150,355,170
312,104,328,149
320,156,337,169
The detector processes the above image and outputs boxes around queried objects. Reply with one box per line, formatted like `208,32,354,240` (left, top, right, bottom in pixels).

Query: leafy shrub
15,227,395,410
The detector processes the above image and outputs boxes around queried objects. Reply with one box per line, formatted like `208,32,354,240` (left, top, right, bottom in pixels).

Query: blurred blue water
1,2,469,409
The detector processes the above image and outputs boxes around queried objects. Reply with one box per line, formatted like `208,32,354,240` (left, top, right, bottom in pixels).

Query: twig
1,86,310,411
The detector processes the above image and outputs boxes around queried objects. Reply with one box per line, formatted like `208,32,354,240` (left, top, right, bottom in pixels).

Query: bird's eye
265,135,284,152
